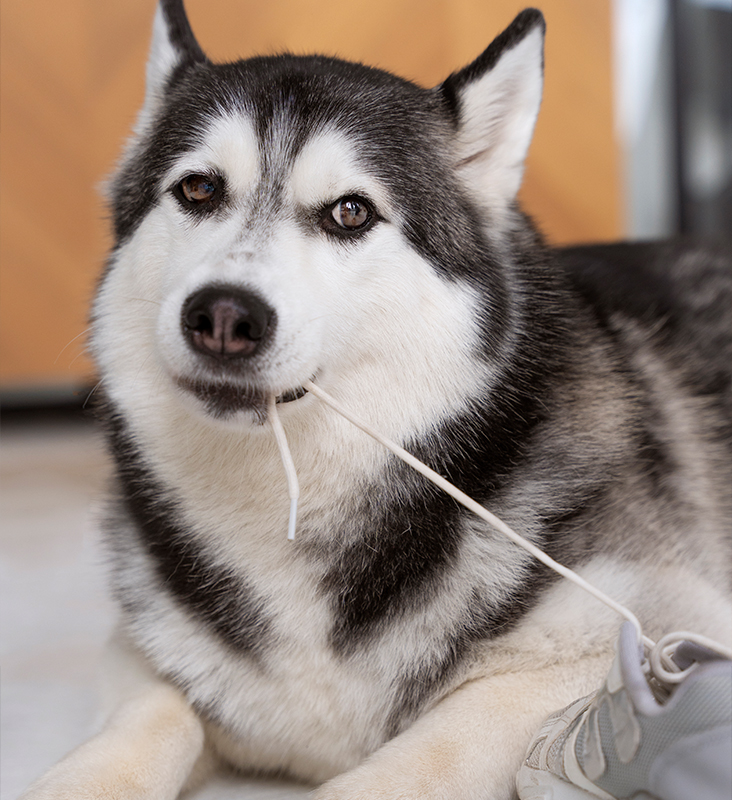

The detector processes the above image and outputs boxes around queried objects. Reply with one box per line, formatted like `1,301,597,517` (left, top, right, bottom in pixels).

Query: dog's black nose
181,286,274,359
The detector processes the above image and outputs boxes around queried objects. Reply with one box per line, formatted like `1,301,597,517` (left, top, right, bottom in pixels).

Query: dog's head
93,0,545,429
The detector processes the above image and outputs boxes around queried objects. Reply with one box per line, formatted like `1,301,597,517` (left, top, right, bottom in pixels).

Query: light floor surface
0,418,310,799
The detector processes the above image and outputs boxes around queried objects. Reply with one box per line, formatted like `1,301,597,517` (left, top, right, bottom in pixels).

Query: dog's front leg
314,657,609,800
21,631,206,800
20,685,205,800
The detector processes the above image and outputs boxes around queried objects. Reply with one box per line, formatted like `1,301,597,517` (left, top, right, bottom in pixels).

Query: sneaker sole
517,766,660,800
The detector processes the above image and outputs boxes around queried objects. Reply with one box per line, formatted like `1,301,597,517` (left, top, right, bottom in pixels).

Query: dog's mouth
176,376,308,421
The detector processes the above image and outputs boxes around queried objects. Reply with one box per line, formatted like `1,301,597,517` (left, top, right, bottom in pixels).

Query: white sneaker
516,622,732,800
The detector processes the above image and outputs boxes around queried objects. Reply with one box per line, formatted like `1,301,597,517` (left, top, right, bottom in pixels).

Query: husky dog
24,1,731,798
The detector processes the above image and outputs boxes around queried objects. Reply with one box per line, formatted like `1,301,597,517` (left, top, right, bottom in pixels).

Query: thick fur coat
23,2,731,799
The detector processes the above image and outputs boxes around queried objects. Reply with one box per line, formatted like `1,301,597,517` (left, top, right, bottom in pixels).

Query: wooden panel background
0,0,621,389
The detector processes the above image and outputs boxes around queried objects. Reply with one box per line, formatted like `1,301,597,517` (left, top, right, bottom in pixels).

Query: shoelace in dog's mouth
176,376,307,418
268,379,732,676
268,394,300,540
277,386,308,404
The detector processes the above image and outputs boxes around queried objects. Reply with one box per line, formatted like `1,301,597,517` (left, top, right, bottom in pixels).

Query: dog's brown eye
177,174,218,205
331,197,372,230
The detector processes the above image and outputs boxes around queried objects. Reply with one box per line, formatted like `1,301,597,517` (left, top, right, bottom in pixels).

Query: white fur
288,129,396,215
165,114,261,197
454,25,544,216
136,6,184,134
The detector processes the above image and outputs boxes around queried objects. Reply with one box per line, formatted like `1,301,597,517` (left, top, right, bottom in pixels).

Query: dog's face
92,2,544,430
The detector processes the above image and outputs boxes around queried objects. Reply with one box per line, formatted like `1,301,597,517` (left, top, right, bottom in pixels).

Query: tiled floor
0,417,309,799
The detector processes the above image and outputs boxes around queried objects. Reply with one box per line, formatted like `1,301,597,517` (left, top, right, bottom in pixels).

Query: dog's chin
175,376,308,425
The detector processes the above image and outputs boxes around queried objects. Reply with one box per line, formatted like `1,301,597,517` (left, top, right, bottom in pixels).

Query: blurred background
0,0,730,403
0,1,730,797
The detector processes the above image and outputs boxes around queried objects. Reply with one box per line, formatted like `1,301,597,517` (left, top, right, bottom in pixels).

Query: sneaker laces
649,630,731,685
268,382,732,683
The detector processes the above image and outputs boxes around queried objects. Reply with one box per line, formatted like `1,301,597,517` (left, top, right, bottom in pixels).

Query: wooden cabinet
0,0,620,392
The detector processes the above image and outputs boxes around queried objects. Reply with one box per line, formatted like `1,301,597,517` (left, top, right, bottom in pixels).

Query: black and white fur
23,2,732,799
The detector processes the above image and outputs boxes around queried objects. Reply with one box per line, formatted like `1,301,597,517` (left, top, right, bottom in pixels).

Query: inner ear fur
140,0,208,127
437,9,546,213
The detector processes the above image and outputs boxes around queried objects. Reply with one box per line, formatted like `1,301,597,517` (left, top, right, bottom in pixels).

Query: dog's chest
110,436,423,778
193,603,401,780
116,512,416,779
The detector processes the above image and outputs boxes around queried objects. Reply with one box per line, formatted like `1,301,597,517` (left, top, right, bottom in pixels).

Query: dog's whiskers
54,327,92,365
126,296,162,307
83,379,105,408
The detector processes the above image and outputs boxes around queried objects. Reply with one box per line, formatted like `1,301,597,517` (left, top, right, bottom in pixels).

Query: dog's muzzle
176,284,308,419
181,285,275,362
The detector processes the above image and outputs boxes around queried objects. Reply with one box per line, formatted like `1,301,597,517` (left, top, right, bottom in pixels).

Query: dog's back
558,239,732,424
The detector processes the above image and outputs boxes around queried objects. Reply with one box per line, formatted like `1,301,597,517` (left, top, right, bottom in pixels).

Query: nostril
235,320,255,340
186,310,214,335
181,286,275,360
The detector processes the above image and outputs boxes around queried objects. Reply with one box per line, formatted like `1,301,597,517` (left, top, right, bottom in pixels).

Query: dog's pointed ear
142,0,207,121
438,9,545,213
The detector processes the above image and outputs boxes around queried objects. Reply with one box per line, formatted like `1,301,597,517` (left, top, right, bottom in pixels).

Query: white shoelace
267,394,299,541
269,381,732,676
